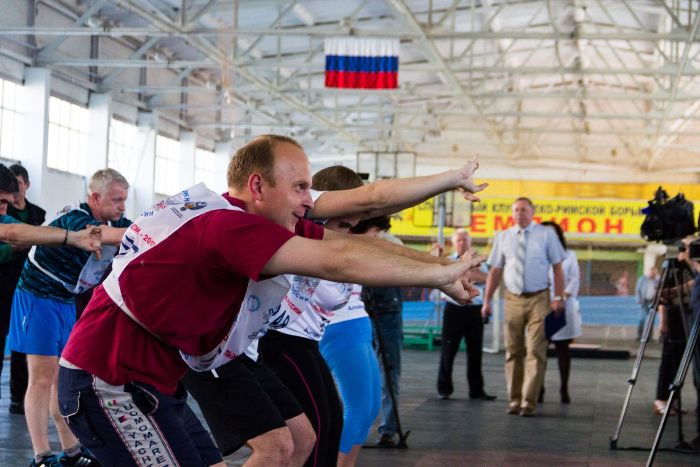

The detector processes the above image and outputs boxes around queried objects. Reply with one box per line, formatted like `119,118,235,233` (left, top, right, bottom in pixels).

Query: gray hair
88,168,129,196
452,228,470,241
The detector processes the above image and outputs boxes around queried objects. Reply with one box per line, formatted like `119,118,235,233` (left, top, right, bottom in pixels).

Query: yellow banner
390,197,696,242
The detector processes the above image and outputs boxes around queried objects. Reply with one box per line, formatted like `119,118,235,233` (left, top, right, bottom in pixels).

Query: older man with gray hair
9,168,132,467
437,228,496,401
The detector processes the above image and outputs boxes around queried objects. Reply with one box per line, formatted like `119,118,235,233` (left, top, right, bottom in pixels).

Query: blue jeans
373,312,403,437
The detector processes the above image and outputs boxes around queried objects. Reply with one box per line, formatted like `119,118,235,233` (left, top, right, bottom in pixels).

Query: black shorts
182,355,303,456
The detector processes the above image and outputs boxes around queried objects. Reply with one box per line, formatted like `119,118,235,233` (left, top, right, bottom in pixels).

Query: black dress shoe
377,434,396,447
560,389,571,404
9,400,24,415
470,392,497,401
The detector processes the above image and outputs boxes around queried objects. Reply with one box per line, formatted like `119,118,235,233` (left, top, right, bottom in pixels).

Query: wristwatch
552,295,563,301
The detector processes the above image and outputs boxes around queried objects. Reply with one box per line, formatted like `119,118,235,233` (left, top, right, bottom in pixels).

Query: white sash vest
102,183,315,371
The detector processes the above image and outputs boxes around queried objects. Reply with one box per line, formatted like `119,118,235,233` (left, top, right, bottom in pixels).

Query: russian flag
325,38,399,89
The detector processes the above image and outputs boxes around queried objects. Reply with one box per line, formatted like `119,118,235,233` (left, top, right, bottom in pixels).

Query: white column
214,140,233,193
85,93,112,177
179,131,196,189
129,111,157,217
19,68,51,207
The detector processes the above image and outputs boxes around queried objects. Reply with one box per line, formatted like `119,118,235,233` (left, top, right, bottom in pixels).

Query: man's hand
430,242,443,258
481,301,492,321
438,252,487,304
438,260,475,304
68,225,103,258
454,155,489,202
551,299,565,315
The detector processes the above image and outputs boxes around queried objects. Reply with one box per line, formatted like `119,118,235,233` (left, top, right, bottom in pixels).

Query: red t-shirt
61,195,324,395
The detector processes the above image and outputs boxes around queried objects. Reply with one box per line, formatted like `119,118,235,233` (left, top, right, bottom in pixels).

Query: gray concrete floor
0,348,698,466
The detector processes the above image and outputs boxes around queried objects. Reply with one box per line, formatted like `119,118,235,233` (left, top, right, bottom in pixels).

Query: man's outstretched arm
323,228,486,268
262,235,478,305
308,156,488,220
0,223,102,252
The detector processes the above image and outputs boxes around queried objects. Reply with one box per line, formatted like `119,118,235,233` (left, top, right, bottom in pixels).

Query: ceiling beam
6,26,700,42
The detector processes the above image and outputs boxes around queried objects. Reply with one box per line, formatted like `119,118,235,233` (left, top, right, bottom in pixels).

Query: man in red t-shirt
58,135,486,467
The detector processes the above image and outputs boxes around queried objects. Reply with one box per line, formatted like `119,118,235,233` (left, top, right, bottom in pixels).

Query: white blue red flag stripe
325,38,399,89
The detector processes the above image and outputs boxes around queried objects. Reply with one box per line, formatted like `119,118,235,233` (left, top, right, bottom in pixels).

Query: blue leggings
320,317,381,454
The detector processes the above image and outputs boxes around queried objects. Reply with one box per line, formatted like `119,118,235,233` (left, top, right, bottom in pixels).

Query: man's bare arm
0,224,102,252
308,156,488,220
481,266,503,318
322,228,474,266
261,235,475,304
100,226,128,246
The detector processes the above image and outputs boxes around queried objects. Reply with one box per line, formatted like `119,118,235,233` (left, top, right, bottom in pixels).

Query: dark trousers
259,331,343,467
372,311,402,437
0,280,27,403
437,303,485,397
656,305,686,401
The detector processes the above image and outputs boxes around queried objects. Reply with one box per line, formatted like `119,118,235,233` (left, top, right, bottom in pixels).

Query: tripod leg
611,263,673,449
610,304,657,449
647,308,700,465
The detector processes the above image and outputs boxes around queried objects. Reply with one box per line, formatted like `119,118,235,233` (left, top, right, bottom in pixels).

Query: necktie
512,229,527,294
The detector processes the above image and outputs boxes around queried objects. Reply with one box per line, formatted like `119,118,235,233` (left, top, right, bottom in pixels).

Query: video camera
640,187,696,244
679,238,700,261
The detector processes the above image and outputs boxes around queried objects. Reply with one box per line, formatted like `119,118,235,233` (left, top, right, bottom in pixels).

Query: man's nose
302,190,314,210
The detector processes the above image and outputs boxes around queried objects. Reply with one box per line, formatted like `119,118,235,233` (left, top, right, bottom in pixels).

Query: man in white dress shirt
481,197,566,417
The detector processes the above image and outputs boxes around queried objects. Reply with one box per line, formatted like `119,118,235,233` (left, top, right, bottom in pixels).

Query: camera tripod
609,257,696,464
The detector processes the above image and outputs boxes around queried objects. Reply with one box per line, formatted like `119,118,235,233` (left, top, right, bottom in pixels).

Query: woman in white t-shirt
319,217,388,467
258,166,368,467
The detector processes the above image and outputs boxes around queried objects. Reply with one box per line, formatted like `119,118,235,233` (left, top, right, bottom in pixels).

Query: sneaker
437,392,450,400
29,455,62,467
59,448,101,466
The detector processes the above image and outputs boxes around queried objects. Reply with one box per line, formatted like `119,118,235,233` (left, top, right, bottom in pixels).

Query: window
154,134,181,195
0,78,23,160
47,96,89,174
194,147,223,192
108,119,139,182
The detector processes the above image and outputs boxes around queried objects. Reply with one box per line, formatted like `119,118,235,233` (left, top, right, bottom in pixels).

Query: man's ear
248,173,264,201
88,191,101,204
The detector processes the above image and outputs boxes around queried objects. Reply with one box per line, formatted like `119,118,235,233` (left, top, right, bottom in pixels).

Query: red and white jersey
61,184,323,395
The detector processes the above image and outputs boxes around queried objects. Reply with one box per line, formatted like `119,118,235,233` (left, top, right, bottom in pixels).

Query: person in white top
318,242,382,467
541,221,581,404
258,166,366,467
